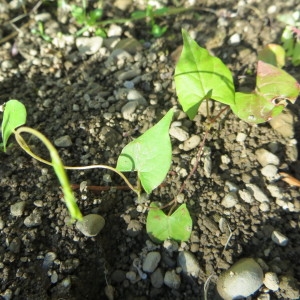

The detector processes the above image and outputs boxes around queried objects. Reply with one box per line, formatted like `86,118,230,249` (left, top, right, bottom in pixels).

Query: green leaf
292,40,300,66
258,44,285,68
116,109,173,194
1,100,27,151
146,202,192,243
231,61,300,124
174,29,235,120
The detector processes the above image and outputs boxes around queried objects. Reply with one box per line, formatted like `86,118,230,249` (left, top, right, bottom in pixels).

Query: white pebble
221,192,239,208
255,148,280,167
271,230,288,246
228,33,241,45
263,272,279,291
169,126,189,141
246,184,269,203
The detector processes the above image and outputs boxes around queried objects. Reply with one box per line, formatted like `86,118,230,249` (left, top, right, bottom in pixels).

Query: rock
114,38,143,55
228,33,241,45
150,268,164,288
54,135,73,147
114,0,132,10
177,251,201,277
116,69,141,81
264,272,279,291
259,202,270,212
43,252,57,269
169,126,189,141
164,270,181,289
9,237,21,253
255,148,280,167
127,89,147,105
217,258,264,300
10,201,26,217
76,36,103,55
269,109,295,138
163,240,179,254
183,135,201,151
271,230,288,246
261,164,278,179
24,209,42,227
236,132,247,142
121,101,138,121
246,184,269,203
76,214,105,237
126,220,142,237
142,252,161,273
279,275,300,299
221,192,239,208
107,24,123,37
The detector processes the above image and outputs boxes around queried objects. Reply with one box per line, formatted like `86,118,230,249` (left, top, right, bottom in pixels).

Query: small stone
164,270,181,289
76,214,105,237
76,36,103,55
271,230,288,246
151,268,164,288
163,240,179,254
169,126,189,141
107,24,123,37
255,148,280,167
279,275,300,299
264,272,279,291
142,252,161,273
217,258,263,299
127,89,147,105
261,165,278,178
177,251,201,277
236,132,247,142
221,192,239,208
54,135,72,147
228,33,241,45
43,252,57,269
9,237,21,253
246,184,269,203
126,271,137,282
121,101,138,121
1,60,15,71
10,201,26,217
269,109,295,138
51,271,58,284
239,189,254,203
116,69,141,82
126,220,142,237
259,202,270,212
183,135,201,151
24,209,42,227
114,38,143,55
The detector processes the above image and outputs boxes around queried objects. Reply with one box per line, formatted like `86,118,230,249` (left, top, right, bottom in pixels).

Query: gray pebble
76,36,103,55
10,201,26,217
76,214,105,237
264,272,279,291
121,101,138,121
164,270,181,289
255,148,280,167
127,89,147,105
183,135,200,151
150,268,164,288
117,69,141,81
177,251,201,277
126,271,137,282
269,109,295,138
246,184,269,203
217,258,263,299
43,252,57,269
51,271,58,284
142,251,161,273
261,164,278,178
9,237,21,253
54,135,73,147
169,126,189,141
24,209,42,227
271,230,288,246
221,192,239,208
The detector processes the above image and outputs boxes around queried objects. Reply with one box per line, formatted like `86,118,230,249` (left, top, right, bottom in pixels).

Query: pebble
259,202,270,212
266,184,283,199
246,184,269,203
54,135,73,147
107,24,123,37
225,181,238,192
9,237,21,254
217,258,263,299
177,251,201,277
24,209,42,227
76,36,104,55
163,239,179,254
126,271,137,282
50,271,58,284
255,148,280,167
117,69,141,82
127,89,147,105
150,268,164,288
228,33,241,45
164,270,181,289
76,214,105,237
221,192,239,208
114,38,142,55
10,201,26,217
271,230,289,246
263,272,279,291
260,164,278,179
126,220,142,237
169,126,189,141
269,109,295,138
43,252,57,269
182,135,200,151
121,101,138,121
236,132,247,142
142,251,161,273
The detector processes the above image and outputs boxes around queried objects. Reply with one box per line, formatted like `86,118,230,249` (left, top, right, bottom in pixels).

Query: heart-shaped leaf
258,44,286,68
146,202,192,243
174,29,235,120
1,100,27,152
116,109,173,194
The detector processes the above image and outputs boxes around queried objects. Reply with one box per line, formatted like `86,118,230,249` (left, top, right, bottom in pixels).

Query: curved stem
14,126,140,196
14,126,83,221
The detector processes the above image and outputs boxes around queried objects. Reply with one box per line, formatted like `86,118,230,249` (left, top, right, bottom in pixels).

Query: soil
0,0,300,299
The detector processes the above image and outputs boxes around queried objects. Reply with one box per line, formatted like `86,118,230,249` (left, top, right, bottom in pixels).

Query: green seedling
1,101,191,242
175,29,300,124
31,21,52,42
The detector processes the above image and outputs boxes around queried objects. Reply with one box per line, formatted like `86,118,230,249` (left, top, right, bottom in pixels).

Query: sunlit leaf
116,109,173,194
146,202,192,243
175,29,235,120
258,44,285,68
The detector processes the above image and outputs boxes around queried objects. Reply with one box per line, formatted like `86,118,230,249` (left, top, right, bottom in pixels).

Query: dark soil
0,0,300,299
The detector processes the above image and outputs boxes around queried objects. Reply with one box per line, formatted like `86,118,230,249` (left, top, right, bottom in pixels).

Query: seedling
1,101,192,242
